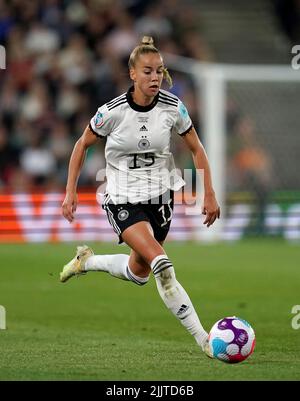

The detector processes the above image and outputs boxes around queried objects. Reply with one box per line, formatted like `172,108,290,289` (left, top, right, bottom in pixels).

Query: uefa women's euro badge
94,111,104,128
179,102,188,119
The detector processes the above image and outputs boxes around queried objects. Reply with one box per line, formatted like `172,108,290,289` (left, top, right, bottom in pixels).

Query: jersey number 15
129,153,155,169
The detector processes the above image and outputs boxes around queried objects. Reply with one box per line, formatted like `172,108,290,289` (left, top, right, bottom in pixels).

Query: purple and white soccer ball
208,316,256,363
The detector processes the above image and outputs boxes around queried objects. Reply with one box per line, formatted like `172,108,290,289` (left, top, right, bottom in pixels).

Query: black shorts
102,191,174,244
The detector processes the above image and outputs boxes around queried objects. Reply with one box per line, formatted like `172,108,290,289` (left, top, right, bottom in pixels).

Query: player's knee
127,264,150,286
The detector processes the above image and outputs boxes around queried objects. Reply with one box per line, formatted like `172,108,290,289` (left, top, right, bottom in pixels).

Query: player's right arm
62,125,99,223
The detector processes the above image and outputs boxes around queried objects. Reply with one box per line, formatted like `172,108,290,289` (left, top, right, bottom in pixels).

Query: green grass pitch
0,239,299,381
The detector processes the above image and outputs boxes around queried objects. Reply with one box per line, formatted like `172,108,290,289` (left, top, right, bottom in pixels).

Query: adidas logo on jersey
139,125,148,131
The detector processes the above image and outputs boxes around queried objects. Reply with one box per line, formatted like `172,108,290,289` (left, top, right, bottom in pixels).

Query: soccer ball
208,316,256,363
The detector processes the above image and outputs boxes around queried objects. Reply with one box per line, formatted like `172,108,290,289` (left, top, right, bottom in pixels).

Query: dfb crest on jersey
94,111,104,128
138,137,150,150
118,209,129,221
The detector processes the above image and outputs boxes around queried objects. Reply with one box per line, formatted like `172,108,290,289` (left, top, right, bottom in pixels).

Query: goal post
164,53,300,241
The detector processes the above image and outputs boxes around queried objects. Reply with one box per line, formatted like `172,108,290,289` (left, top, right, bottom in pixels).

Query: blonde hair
128,36,173,88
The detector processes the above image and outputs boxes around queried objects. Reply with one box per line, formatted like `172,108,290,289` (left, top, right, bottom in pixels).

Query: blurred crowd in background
0,0,299,193
0,0,213,191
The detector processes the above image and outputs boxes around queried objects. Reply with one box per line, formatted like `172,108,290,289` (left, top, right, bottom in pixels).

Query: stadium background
1,0,300,242
1,0,300,381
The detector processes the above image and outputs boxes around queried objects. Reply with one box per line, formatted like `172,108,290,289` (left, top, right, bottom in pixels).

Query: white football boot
202,337,214,359
60,245,94,283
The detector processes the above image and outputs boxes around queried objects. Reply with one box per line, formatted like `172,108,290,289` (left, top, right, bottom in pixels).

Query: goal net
166,55,300,242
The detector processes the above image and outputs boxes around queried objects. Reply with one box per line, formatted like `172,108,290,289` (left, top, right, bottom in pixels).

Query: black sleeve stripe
107,99,127,111
159,96,178,105
106,94,126,107
159,92,178,103
88,123,105,138
178,124,193,136
158,95,177,104
158,99,178,107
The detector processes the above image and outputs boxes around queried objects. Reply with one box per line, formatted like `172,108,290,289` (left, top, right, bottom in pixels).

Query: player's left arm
182,127,220,227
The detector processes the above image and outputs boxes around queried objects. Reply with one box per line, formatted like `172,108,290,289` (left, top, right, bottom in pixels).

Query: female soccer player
60,37,220,357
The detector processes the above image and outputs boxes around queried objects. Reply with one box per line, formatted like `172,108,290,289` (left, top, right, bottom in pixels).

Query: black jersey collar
126,86,159,112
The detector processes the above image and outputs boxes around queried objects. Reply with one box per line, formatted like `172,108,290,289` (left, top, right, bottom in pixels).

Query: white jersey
89,87,193,204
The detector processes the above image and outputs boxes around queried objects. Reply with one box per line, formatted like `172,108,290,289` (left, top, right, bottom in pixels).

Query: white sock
84,254,149,286
151,255,208,348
